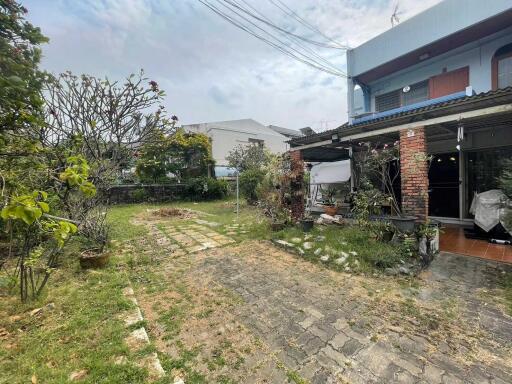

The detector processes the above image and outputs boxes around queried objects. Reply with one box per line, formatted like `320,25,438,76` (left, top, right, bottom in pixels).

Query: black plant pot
382,230,394,242
301,219,314,232
389,216,417,233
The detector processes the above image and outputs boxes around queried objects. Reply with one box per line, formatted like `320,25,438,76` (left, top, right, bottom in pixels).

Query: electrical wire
222,0,347,50
232,0,344,74
198,0,347,77
268,0,347,49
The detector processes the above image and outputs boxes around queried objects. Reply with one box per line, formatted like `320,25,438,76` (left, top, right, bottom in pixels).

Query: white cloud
24,0,442,131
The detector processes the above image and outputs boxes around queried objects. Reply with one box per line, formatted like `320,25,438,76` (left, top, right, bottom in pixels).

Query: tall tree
0,0,48,133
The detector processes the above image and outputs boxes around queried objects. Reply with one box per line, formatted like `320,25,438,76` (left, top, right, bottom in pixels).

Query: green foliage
136,129,213,183
59,155,97,197
187,177,229,200
1,156,95,301
0,0,48,132
239,169,265,204
1,191,48,224
130,188,147,202
226,144,271,172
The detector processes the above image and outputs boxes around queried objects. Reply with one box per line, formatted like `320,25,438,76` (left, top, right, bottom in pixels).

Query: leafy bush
239,169,265,204
187,177,228,200
130,188,147,202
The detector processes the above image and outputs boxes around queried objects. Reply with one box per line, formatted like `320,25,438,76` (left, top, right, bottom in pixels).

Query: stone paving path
143,220,236,255
193,245,512,384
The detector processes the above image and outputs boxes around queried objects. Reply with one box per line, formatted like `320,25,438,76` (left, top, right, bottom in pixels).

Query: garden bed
271,224,416,274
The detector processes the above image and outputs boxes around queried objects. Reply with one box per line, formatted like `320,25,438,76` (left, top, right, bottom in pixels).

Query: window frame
492,45,512,90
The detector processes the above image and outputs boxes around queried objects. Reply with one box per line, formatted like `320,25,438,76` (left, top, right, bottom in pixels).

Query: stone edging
122,286,165,381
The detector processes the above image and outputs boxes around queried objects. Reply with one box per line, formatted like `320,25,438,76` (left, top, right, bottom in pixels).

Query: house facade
183,119,301,168
288,0,512,227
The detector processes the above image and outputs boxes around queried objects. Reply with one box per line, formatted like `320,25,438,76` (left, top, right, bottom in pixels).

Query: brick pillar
399,127,429,222
289,150,304,220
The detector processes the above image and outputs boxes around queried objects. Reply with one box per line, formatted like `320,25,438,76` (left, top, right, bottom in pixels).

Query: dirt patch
154,208,197,219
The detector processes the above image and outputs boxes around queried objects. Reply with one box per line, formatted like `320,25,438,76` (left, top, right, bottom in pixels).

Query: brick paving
193,245,512,384
136,214,512,383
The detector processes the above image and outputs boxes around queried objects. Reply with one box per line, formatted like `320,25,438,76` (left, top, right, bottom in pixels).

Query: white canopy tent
308,160,351,207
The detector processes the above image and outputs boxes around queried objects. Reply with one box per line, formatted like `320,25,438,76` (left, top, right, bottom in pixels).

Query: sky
24,0,442,132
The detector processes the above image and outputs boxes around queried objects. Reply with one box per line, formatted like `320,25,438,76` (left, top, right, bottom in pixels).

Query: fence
107,184,189,204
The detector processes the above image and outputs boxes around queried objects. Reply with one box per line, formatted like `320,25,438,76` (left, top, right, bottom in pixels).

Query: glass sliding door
465,146,512,217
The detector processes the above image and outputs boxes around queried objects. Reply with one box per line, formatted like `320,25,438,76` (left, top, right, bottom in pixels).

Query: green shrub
239,169,265,204
130,188,147,202
187,177,228,200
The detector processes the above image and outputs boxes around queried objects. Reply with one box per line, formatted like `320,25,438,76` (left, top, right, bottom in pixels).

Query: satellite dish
402,85,411,93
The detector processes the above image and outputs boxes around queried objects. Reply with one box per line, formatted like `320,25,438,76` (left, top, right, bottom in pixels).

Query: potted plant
321,185,338,216
416,220,440,266
300,211,314,232
78,209,111,269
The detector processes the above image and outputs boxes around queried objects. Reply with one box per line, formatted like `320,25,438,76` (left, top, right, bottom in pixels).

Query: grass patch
0,252,148,383
286,370,309,384
273,224,405,273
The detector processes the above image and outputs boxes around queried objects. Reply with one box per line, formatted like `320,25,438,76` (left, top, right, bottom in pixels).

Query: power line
221,0,347,50
233,0,344,74
198,0,347,77
268,0,347,49
214,0,345,76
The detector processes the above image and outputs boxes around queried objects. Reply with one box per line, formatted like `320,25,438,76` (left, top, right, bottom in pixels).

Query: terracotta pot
79,249,110,269
270,222,286,231
324,206,337,216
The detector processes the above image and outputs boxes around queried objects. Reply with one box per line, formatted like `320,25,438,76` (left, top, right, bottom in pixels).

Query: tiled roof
289,86,512,146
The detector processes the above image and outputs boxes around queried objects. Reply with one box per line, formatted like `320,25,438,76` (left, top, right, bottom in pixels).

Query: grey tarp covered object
469,189,511,233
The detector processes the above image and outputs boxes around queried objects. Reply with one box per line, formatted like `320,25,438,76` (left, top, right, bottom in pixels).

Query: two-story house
288,0,512,261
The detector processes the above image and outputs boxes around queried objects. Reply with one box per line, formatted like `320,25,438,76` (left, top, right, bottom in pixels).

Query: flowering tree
353,141,402,215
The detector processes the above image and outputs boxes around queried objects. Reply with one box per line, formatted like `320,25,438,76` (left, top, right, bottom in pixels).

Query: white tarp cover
469,189,511,233
309,160,351,206
310,160,351,184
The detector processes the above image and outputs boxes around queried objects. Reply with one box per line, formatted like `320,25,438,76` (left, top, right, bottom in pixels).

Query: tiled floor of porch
440,225,512,263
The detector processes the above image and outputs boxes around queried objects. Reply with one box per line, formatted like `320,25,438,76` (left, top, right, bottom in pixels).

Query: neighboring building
289,0,512,232
182,118,299,166
267,125,304,139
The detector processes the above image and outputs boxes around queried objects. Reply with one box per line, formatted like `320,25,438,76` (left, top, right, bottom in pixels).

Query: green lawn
0,199,406,383
0,243,148,383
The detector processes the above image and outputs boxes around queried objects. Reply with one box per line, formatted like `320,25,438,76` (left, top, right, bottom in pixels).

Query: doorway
429,152,460,218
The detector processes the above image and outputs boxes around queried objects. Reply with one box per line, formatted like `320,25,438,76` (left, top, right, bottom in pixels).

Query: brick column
399,127,429,222
289,150,304,220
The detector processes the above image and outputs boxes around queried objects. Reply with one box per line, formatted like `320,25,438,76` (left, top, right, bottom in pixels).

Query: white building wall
183,119,288,166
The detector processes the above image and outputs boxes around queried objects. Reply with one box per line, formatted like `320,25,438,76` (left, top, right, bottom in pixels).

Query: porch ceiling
301,146,350,162
426,109,512,141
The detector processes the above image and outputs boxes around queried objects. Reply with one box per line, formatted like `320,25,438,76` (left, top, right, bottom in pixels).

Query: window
497,56,512,89
402,80,429,106
492,43,512,90
375,89,401,112
248,138,264,147
375,80,429,112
